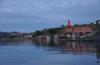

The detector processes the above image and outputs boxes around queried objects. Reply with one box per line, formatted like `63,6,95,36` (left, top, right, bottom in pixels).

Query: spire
67,19,70,28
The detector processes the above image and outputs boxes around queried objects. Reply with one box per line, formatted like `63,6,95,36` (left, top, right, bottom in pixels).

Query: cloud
0,0,99,13
0,0,100,32
0,0,99,19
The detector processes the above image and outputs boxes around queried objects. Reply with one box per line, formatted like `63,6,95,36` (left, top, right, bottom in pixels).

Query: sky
0,0,100,32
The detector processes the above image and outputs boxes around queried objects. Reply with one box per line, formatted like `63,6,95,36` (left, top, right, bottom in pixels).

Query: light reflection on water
0,40,100,65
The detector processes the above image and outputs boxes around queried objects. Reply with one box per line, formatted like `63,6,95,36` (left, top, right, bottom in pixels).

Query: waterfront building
72,25,93,39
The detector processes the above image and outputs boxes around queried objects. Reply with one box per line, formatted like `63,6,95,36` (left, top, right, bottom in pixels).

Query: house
72,25,93,39
23,33,32,39
9,32,24,40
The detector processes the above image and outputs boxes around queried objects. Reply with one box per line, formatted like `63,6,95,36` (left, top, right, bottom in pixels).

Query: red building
73,25,93,38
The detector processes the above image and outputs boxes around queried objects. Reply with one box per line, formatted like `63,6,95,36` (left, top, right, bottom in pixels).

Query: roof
73,26,93,33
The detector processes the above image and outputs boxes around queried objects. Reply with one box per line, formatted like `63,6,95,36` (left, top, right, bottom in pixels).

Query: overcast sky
0,0,100,32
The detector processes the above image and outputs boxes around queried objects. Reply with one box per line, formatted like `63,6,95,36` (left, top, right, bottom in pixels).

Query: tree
61,25,66,28
90,22,96,31
96,20,100,31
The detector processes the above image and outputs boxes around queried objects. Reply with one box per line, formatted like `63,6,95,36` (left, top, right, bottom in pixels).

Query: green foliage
96,20,100,31
90,23,96,31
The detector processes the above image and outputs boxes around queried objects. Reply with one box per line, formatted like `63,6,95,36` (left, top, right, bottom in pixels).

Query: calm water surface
0,40,100,65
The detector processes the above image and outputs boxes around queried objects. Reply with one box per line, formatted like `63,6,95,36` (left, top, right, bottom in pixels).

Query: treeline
90,20,100,32
32,27,63,37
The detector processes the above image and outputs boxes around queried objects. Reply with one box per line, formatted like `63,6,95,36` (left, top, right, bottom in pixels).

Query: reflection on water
0,40,100,65
34,40,95,53
96,46,100,63
34,39,100,62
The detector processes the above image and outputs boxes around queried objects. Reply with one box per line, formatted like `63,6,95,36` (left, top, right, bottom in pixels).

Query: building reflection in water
33,40,95,53
62,41,96,54
96,45,100,63
33,39,100,63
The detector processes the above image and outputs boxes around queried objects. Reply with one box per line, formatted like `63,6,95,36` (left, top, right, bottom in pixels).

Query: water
0,40,100,65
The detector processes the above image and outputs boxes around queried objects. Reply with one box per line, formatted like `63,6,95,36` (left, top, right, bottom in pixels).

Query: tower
67,19,70,28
